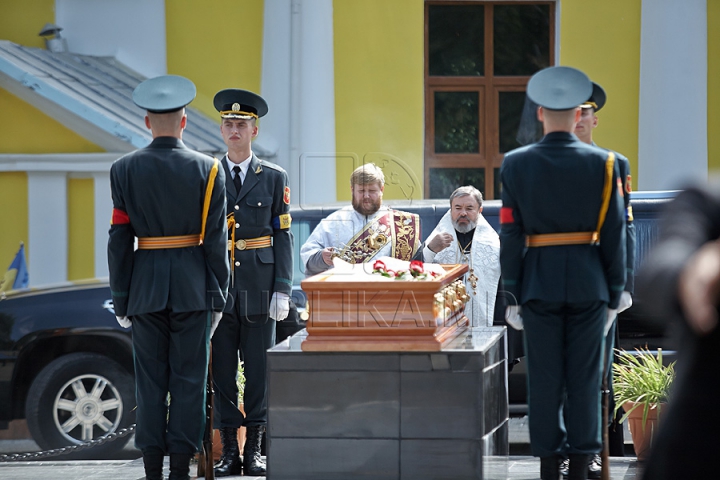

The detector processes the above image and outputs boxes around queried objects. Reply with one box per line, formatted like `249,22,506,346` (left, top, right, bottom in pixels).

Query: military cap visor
133,75,197,113
526,66,593,111
214,89,268,119
581,82,607,112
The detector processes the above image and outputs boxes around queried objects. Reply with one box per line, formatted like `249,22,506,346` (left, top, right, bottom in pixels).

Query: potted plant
211,362,246,461
612,347,675,461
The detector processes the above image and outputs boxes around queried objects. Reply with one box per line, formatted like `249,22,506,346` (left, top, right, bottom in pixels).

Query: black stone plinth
266,327,509,480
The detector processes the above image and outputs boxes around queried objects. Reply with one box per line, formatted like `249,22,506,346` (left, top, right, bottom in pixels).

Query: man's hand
505,306,523,330
210,312,223,338
678,240,720,335
269,292,290,321
427,233,454,253
116,316,131,328
605,308,618,336
617,291,633,313
321,247,335,266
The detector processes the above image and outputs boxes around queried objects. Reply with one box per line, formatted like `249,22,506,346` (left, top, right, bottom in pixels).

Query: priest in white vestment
301,163,422,276
423,186,501,327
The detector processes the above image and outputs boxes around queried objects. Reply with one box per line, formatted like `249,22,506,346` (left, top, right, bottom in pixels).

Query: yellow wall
166,0,265,120
67,178,94,280
709,1,720,171
560,0,642,181
0,172,29,270
334,0,425,201
0,0,55,48
0,91,105,153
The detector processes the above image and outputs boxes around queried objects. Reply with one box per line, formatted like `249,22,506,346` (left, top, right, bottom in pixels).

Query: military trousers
212,312,276,428
131,309,210,455
523,300,605,458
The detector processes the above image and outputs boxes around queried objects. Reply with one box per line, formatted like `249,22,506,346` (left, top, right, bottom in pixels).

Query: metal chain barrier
0,424,136,462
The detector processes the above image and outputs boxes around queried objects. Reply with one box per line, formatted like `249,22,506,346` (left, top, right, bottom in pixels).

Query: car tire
25,352,136,458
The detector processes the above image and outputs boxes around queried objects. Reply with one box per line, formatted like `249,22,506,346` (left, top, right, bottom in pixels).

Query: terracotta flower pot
622,401,664,462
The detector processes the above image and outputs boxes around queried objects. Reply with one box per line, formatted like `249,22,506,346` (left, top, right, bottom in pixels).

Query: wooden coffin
300,264,469,351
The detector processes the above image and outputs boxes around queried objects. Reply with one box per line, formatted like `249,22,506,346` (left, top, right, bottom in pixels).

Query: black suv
0,191,676,453
0,283,134,456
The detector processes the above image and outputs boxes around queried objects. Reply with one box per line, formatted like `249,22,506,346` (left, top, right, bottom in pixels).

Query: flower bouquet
371,258,445,281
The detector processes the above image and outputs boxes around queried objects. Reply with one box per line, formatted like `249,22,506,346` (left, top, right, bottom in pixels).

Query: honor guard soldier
499,66,626,480
211,89,293,477
561,81,636,478
108,75,230,480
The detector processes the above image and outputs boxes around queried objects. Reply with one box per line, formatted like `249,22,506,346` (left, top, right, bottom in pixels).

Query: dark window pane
429,168,485,199
429,5,484,76
434,91,480,154
493,167,501,199
493,4,550,76
499,91,527,153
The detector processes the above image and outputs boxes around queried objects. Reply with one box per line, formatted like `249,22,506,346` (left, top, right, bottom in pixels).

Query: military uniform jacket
595,144,636,294
499,132,626,309
108,137,230,317
224,153,293,317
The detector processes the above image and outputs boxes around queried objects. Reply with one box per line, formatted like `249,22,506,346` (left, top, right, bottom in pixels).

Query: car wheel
26,352,136,458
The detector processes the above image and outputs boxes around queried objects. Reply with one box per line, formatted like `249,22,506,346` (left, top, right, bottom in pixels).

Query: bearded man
301,163,422,275
423,186,501,326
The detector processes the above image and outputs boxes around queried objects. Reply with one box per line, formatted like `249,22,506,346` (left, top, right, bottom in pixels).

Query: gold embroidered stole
338,210,420,263
390,211,421,261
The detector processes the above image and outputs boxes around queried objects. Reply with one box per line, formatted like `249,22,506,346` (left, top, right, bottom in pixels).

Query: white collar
225,152,253,178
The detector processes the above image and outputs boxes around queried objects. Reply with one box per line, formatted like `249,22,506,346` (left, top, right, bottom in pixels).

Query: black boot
214,427,243,477
168,453,192,480
143,449,165,480
243,425,267,476
568,454,591,480
540,455,561,480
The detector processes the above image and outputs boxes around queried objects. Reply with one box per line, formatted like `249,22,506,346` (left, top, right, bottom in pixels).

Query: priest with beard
423,186,501,327
301,163,422,275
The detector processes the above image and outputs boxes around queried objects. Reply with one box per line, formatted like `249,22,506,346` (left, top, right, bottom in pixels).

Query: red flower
409,260,424,273
373,260,387,272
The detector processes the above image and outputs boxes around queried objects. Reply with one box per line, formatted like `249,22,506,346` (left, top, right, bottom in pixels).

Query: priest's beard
453,218,477,234
352,197,382,216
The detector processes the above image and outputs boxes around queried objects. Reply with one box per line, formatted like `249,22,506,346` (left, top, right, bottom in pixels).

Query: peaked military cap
526,66,593,111
214,89,268,120
581,82,607,112
132,75,197,113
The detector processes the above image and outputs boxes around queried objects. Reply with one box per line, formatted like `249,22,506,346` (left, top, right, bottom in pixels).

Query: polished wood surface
301,264,469,351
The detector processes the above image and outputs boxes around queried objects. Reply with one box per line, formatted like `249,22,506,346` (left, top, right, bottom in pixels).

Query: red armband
111,208,130,225
500,207,514,224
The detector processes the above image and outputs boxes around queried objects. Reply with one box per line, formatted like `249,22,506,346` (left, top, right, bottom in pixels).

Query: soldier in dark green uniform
108,75,230,480
499,66,626,480
211,89,293,477
566,81,636,478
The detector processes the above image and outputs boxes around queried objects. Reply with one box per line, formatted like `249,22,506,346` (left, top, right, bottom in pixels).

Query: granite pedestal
266,327,509,480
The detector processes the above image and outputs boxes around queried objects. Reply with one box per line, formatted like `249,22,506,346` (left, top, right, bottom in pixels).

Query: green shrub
613,347,675,428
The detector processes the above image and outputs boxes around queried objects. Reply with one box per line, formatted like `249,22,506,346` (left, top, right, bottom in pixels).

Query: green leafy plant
237,361,245,403
613,347,675,428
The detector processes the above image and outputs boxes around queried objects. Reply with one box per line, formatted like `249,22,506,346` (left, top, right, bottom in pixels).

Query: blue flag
1,243,29,292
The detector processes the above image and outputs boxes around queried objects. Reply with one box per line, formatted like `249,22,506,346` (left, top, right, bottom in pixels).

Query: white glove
617,291,633,314
116,316,131,328
505,306,524,331
269,292,290,321
605,308,618,336
210,311,223,338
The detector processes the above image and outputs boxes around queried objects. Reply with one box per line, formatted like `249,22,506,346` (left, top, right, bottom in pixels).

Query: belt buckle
235,239,247,250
